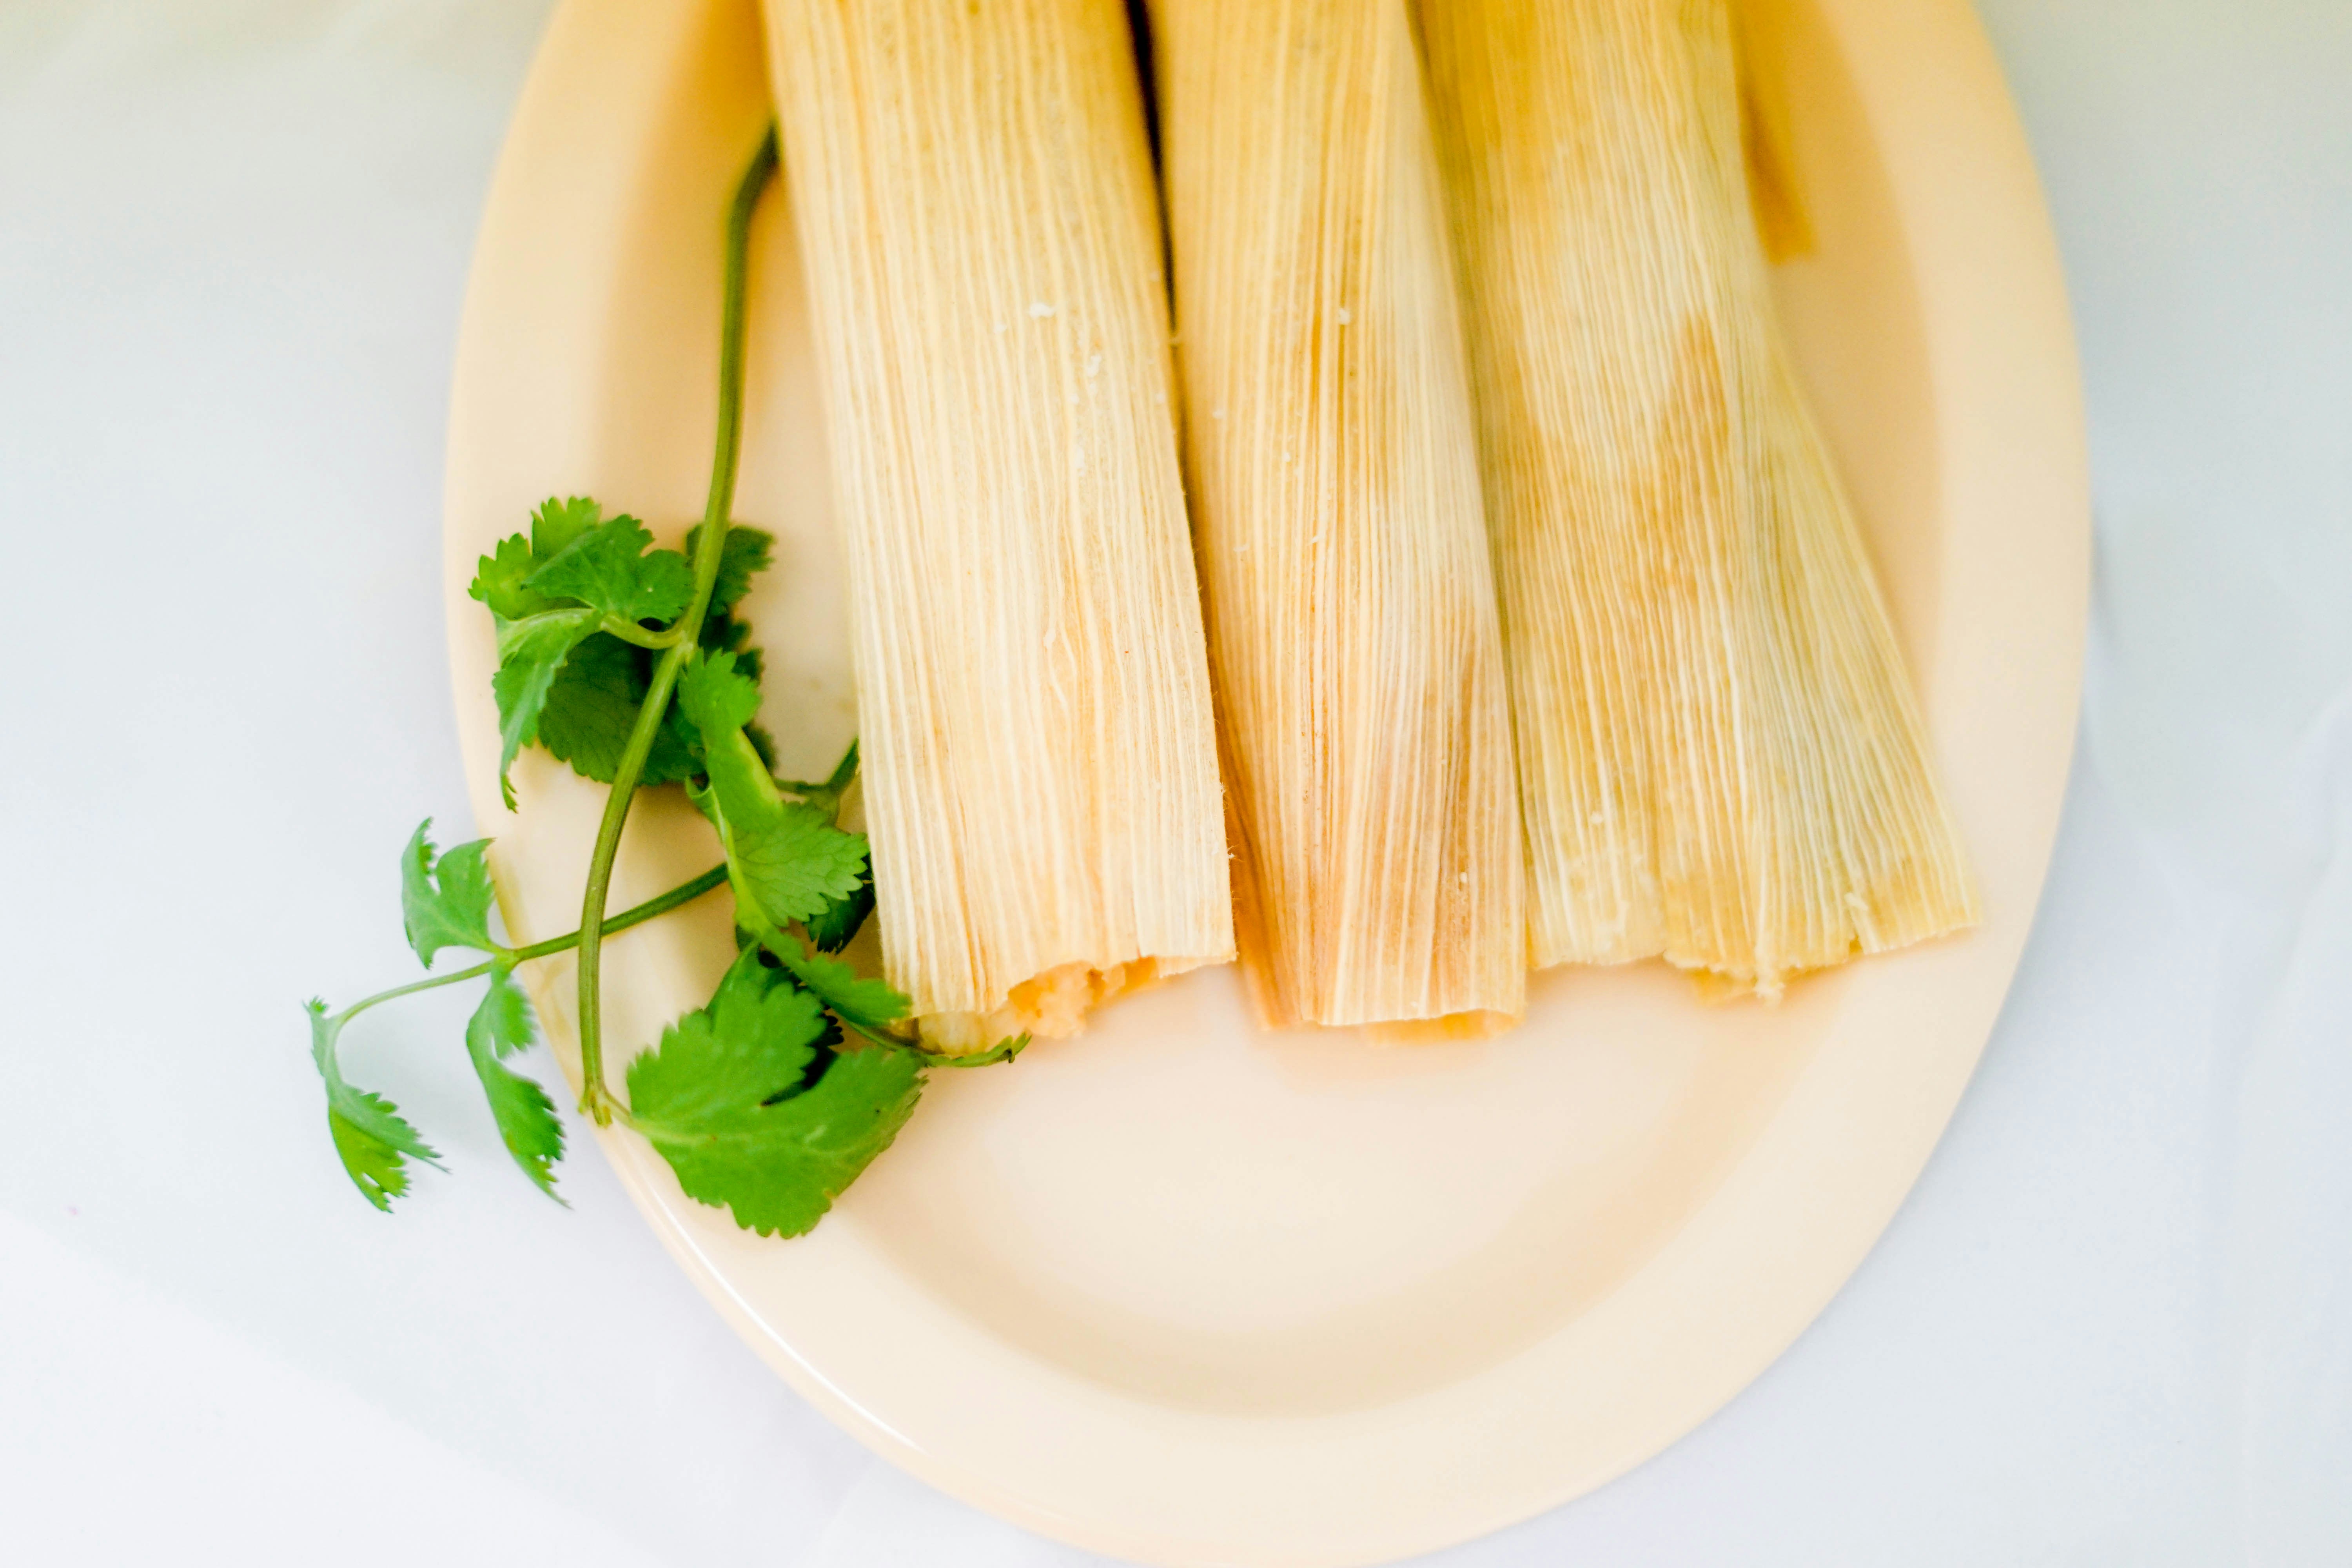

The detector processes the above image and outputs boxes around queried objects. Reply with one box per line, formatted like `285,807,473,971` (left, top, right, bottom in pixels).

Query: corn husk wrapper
761,0,1234,1051
1152,0,1524,1033
1417,0,1977,996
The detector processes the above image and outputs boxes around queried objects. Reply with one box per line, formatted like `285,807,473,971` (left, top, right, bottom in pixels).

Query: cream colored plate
443,0,2085,1561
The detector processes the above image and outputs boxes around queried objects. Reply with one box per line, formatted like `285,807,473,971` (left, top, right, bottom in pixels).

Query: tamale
1417,0,1977,997
1151,0,1524,1032
760,0,1233,1051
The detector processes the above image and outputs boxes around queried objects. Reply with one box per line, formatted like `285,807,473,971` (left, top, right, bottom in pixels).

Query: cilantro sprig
304,129,1020,1237
308,825,728,1208
626,951,922,1236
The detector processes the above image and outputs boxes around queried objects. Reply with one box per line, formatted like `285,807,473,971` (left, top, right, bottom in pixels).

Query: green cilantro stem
334,969,487,1029
906,1037,1031,1069
331,863,730,1030
510,861,729,960
573,128,779,1126
598,614,686,650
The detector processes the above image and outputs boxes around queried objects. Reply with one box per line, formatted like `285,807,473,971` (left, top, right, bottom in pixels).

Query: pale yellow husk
761,0,1234,1051
1417,0,1978,997
1151,0,1524,1033
1730,0,1811,263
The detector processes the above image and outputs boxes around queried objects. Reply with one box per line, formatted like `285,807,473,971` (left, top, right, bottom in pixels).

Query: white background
2,1,2347,1563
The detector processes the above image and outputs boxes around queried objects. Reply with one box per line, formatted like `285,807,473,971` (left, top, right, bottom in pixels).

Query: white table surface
3,2,2346,1563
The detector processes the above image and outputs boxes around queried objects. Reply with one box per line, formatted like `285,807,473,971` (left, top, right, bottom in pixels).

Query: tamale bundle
1417,0,1977,996
1151,0,1524,1033
760,0,1233,1052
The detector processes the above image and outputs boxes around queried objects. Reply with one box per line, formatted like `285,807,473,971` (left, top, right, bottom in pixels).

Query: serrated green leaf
630,968,827,1122
491,607,602,806
471,497,609,625
308,999,441,1214
676,645,762,737
678,652,868,929
700,604,761,659
468,533,549,621
399,821,498,965
651,699,706,784
464,970,564,1200
768,940,911,1044
706,787,869,933
533,633,702,786
530,495,605,560
327,1104,417,1211
528,632,642,780
699,612,771,764
472,966,538,1059
685,523,775,612
805,870,874,953
626,979,922,1238
786,740,871,951
697,612,769,752
704,943,784,1018
527,513,693,628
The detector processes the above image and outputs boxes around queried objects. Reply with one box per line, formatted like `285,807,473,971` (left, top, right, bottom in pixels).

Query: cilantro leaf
533,633,702,786
652,702,706,784
308,999,442,1213
806,869,875,953
791,743,875,952
475,500,770,796
463,969,565,1200
768,940,911,1045
685,523,775,612
528,632,644,780
676,644,762,735
693,784,869,933
705,942,786,1016
695,610,770,767
630,971,827,1139
678,652,867,927
400,821,499,964
467,498,612,621
468,532,548,621
532,495,605,559
700,604,764,668
527,512,693,628
626,980,923,1238
491,607,603,806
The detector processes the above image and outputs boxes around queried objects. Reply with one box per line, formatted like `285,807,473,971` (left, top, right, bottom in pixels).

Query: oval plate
443,1,2085,1562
